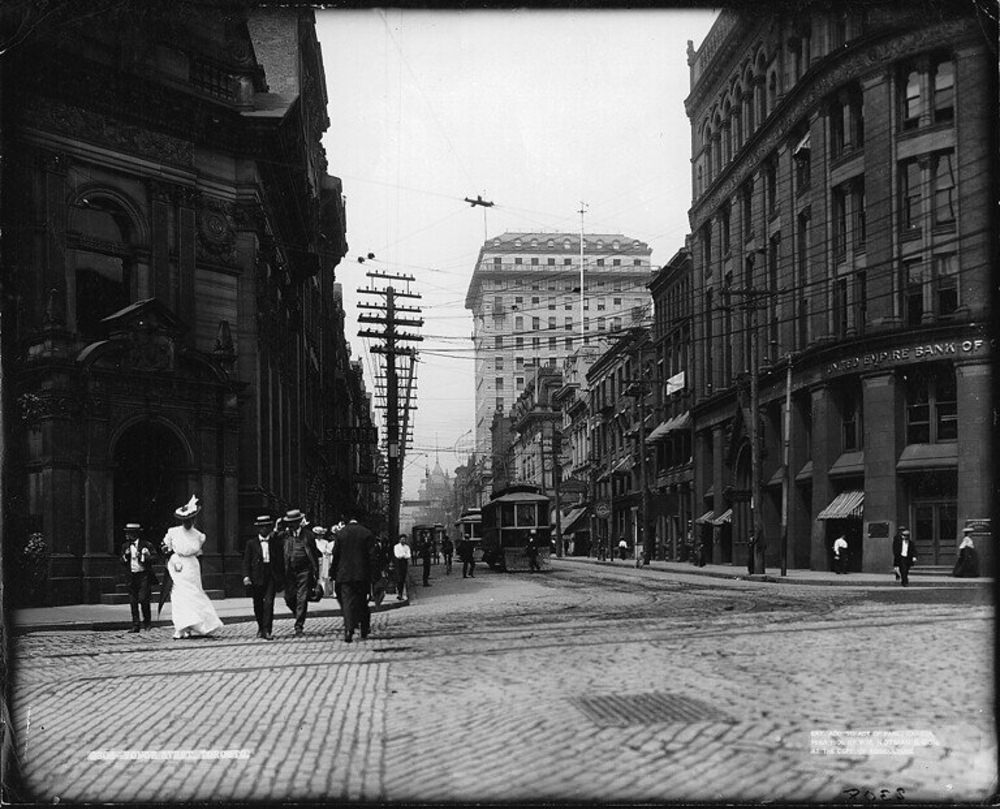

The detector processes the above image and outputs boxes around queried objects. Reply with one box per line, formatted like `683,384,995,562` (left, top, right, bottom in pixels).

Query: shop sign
595,502,611,519
825,338,988,376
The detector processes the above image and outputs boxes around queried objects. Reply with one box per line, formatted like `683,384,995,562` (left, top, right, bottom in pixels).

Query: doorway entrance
912,501,958,566
113,421,188,548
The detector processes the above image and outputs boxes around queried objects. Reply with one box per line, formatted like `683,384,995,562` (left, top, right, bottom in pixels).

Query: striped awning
816,490,865,520
694,509,715,525
710,508,733,526
611,456,633,475
562,507,589,534
645,420,671,444
665,411,691,432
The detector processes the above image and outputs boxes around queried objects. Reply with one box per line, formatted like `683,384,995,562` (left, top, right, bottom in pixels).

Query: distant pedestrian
441,535,454,574
280,509,319,635
393,533,411,600
697,525,709,567
419,534,433,587
242,515,283,640
313,525,334,596
331,513,376,643
457,536,476,578
832,535,849,574
892,526,917,587
953,527,980,578
120,522,158,633
597,537,607,561
526,530,541,572
618,537,628,561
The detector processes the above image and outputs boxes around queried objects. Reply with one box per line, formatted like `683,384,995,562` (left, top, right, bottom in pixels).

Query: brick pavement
7,564,994,804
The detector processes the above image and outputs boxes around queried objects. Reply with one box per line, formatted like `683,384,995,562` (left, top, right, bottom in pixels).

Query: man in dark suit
892,526,917,587
280,509,319,636
243,514,283,640
119,522,159,632
332,512,376,643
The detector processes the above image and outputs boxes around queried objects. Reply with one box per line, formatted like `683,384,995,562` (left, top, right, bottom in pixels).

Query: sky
317,8,719,499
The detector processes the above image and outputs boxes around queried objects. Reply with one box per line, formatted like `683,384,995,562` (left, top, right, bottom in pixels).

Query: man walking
280,509,319,636
331,512,376,643
892,526,917,587
243,515,283,640
441,535,454,575
419,533,433,587
526,530,541,572
120,523,158,632
393,533,411,600
457,535,476,578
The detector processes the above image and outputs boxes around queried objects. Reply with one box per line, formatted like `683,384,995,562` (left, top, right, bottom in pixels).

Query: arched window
68,198,135,337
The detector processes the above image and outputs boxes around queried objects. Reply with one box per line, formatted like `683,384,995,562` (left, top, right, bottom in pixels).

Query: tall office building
465,232,653,467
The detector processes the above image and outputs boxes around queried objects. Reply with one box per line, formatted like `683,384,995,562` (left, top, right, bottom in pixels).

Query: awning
694,509,716,525
829,451,865,478
896,443,958,472
666,411,691,432
645,421,671,444
562,507,589,534
793,131,811,156
816,490,864,520
711,508,733,526
766,465,786,488
702,485,714,500
795,460,814,482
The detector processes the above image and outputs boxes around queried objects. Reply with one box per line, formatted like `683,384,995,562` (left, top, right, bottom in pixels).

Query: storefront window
904,367,957,444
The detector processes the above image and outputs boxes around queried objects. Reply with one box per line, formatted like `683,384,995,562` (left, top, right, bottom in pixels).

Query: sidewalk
558,554,992,589
10,593,408,635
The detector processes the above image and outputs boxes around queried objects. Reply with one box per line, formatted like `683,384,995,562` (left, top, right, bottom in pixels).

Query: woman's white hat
174,495,200,520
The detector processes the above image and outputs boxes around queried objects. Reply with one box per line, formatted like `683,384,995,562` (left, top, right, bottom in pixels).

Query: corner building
465,232,652,498
1,5,368,602
685,5,993,573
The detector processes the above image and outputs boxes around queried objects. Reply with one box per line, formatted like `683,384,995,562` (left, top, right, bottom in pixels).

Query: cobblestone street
8,561,994,804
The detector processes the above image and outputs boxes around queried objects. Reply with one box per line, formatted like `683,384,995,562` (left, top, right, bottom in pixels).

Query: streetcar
411,523,447,564
454,508,484,561
481,484,551,572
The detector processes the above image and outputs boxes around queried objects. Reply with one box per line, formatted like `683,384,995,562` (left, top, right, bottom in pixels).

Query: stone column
861,371,899,572
809,383,837,570
956,359,991,569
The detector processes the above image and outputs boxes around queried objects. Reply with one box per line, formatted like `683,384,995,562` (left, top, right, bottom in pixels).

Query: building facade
586,328,654,557
646,245,696,560
1,4,377,603
464,231,653,502
685,5,993,572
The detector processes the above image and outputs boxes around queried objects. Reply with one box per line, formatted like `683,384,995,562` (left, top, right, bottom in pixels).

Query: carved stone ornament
25,97,193,167
197,197,238,264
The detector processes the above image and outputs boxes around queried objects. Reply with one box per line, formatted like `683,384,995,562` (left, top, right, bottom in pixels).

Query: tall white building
464,232,653,461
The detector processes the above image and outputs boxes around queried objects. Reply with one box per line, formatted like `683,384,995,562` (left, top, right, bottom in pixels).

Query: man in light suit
243,514,284,640
332,511,377,643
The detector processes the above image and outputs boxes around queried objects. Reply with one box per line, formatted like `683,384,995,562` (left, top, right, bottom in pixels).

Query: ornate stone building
685,4,993,573
1,3,376,603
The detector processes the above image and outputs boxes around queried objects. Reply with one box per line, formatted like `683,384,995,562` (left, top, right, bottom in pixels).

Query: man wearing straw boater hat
242,514,284,640
279,508,319,636
119,522,159,633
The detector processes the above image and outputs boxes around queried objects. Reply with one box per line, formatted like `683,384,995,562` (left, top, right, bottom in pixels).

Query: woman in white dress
313,525,335,596
162,496,224,639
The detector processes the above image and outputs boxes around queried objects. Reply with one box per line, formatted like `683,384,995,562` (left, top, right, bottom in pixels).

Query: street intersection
7,560,994,804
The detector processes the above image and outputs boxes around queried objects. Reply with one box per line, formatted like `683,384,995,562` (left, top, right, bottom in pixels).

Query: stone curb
12,597,409,635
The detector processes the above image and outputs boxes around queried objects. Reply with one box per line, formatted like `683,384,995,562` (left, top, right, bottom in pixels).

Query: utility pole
578,202,587,343
358,271,423,546
625,333,651,568
551,417,563,558
780,353,792,577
